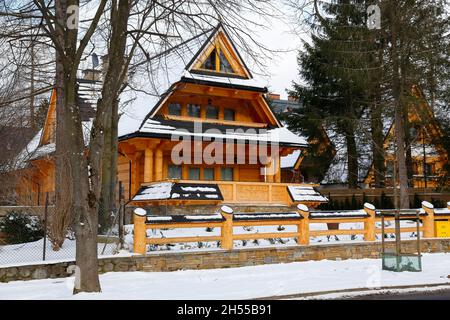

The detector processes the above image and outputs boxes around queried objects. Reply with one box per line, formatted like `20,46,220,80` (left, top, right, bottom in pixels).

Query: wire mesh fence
0,193,129,267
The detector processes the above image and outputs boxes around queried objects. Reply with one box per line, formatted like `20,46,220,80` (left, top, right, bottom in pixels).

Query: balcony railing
141,180,319,205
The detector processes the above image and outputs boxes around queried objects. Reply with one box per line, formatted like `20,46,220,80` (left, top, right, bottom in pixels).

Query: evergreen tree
288,0,374,188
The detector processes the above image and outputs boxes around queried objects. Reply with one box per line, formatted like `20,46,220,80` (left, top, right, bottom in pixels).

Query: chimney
101,54,128,82
101,54,109,78
268,93,281,100
82,69,102,81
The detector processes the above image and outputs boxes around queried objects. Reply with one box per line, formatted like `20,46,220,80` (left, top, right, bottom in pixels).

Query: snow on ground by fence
1,252,449,300
125,220,420,252
0,238,127,267
0,220,420,267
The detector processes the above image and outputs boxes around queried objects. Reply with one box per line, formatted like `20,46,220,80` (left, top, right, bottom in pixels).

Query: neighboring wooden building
15,74,101,205
15,24,328,210
364,85,449,188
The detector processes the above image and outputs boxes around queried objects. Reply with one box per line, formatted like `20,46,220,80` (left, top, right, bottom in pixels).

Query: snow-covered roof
123,117,307,148
118,24,289,140
287,186,328,203
281,150,302,169
133,182,223,202
15,118,93,168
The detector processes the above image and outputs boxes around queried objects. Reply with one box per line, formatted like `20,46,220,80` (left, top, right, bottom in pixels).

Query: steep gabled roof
185,24,253,79
120,23,285,139
363,85,449,183
15,78,100,168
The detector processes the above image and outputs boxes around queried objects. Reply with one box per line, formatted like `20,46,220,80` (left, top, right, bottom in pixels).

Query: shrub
0,210,44,244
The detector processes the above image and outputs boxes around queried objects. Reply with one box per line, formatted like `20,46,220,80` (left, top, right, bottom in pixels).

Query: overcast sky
255,21,303,99
243,4,306,99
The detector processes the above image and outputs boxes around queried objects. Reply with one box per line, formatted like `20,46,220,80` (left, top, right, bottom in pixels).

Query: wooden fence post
133,208,147,254
221,205,234,250
422,201,435,238
363,203,376,241
297,204,310,245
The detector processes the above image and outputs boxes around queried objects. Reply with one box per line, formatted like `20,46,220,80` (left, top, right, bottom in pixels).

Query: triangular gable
137,24,283,129
186,24,252,79
40,88,57,146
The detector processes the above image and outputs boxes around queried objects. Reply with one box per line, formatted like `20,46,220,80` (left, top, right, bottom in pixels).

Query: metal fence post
118,181,125,249
42,192,49,261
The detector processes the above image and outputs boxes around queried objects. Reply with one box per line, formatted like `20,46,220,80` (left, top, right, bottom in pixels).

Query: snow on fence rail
133,202,450,253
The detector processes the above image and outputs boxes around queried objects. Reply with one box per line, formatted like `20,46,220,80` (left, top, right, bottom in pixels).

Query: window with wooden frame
200,47,235,74
168,103,181,116
187,104,201,118
224,108,236,121
168,165,182,180
188,167,201,180
221,167,234,181
425,163,434,175
203,168,215,181
205,100,219,119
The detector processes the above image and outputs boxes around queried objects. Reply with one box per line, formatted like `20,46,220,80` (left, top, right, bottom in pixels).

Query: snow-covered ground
127,220,420,252
0,238,127,267
1,220,419,267
0,253,449,300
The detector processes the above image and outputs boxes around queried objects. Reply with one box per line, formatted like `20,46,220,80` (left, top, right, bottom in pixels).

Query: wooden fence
133,202,450,254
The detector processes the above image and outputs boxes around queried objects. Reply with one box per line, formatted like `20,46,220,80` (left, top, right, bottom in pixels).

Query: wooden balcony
136,180,325,207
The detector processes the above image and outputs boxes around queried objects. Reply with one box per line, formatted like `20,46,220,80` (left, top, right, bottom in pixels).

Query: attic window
201,49,217,70
200,47,235,74
219,51,233,73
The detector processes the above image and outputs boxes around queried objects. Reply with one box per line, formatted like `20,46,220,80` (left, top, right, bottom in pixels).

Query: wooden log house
15,24,328,211
364,85,449,188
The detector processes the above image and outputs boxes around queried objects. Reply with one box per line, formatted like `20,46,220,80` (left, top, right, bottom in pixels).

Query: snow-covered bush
0,210,44,244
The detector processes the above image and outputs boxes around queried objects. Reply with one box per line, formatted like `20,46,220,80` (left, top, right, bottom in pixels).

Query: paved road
348,289,450,300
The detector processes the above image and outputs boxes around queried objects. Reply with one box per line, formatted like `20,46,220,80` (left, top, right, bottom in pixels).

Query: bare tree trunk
99,0,130,229
403,107,414,186
51,0,74,250
371,96,386,187
345,124,359,189
52,0,106,293
389,0,409,209
370,46,386,187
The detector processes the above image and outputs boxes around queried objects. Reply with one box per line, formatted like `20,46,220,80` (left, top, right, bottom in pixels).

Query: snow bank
1,253,449,299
